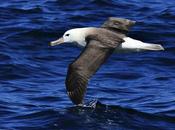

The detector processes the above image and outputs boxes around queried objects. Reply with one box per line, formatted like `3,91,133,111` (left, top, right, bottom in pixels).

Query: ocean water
0,0,175,129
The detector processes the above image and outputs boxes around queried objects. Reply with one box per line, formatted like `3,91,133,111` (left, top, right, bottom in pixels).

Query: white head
50,28,89,47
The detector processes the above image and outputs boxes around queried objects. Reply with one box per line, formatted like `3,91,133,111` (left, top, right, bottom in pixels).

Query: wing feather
101,17,136,34
65,35,123,105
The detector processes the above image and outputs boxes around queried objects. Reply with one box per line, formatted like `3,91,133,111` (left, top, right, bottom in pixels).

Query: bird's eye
65,34,70,36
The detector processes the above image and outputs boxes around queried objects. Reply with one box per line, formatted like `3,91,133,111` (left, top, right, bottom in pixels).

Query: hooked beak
49,37,64,46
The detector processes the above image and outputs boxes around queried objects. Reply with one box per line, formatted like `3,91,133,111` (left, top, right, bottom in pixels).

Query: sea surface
0,0,175,130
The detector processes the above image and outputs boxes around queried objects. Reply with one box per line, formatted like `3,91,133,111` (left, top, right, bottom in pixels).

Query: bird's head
50,28,88,46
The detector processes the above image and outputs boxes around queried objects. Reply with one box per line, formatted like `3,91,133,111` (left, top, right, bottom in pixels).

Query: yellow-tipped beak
49,37,64,46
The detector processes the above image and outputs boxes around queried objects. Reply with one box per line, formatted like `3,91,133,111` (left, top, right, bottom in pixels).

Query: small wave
90,0,118,7
104,72,143,80
54,0,83,6
5,7,43,14
159,9,175,19
0,63,42,80
154,76,170,81
136,7,151,12
156,57,175,66
62,101,175,129
13,109,58,120
0,53,11,61
0,109,16,117
29,96,60,102
20,29,59,39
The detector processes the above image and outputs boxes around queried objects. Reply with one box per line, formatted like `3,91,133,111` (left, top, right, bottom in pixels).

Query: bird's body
50,17,164,105
53,27,164,52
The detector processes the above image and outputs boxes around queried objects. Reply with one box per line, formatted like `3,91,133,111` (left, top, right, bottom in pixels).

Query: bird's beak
50,37,64,46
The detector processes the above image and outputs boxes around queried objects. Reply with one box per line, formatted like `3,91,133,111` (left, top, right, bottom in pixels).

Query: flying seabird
50,17,164,105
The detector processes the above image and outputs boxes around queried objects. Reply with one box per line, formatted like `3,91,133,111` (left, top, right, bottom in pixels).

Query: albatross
50,17,164,105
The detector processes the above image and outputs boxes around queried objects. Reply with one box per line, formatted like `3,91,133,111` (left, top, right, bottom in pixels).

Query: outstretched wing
65,35,123,105
101,17,136,34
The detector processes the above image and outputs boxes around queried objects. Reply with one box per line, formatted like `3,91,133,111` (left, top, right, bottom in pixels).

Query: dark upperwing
101,17,136,34
65,30,124,105
65,17,136,105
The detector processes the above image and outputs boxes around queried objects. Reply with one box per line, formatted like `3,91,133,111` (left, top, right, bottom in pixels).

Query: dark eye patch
65,34,70,36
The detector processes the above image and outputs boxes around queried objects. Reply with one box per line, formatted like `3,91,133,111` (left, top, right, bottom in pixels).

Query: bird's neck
74,27,96,47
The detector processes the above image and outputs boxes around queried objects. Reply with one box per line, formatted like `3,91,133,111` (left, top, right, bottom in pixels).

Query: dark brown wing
65,35,123,105
101,17,136,34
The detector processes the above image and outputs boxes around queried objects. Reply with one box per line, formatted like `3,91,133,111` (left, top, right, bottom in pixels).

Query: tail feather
120,37,165,51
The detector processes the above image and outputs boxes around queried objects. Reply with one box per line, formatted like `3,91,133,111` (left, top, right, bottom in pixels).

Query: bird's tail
120,37,164,51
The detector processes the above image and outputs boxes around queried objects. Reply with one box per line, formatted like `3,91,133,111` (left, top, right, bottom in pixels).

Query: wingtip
145,44,165,51
157,44,165,51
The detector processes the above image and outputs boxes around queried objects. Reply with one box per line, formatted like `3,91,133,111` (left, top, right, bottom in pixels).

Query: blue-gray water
0,0,175,130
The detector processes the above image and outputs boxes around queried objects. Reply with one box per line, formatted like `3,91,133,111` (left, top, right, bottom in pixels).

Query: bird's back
85,27,125,48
